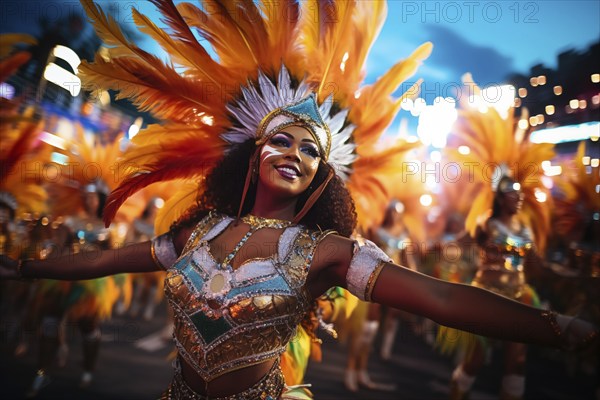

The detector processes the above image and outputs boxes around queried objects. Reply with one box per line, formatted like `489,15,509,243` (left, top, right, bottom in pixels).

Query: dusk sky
2,1,598,131
3,1,598,85
371,1,600,86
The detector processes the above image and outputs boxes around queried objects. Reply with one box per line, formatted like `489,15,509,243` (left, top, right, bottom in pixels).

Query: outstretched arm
1,241,158,280
372,263,595,348
312,234,598,350
0,228,186,280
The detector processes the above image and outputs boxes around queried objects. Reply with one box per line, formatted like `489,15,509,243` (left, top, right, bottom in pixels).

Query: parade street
1,304,597,399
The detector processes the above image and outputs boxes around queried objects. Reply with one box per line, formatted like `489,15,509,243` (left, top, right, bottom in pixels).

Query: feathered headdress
370,142,428,243
553,141,600,239
45,126,143,222
0,34,48,217
125,179,192,235
447,74,555,251
79,0,432,230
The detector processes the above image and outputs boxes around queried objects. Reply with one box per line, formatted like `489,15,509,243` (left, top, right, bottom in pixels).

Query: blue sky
3,1,598,82
2,0,599,127
369,1,600,87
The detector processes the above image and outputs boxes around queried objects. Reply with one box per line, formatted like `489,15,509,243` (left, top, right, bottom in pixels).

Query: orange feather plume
446,76,554,251
82,0,432,229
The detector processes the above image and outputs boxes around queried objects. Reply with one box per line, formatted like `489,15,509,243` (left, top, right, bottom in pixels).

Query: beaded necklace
216,214,292,271
201,214,293,313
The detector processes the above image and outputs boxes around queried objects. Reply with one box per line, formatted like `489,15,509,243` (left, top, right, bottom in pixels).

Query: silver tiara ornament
491,163,518,193
222,66,357,181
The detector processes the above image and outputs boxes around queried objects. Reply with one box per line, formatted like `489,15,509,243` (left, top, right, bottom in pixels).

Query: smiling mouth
275,165,301,179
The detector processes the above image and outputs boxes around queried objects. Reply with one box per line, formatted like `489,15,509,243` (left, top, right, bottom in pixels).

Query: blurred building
507,41,600,129
1,12,155,145
506,41,599,160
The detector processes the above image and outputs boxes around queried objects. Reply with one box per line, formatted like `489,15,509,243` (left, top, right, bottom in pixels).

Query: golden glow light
542,161,562,177
544,166,562,176
128,117,144,139
518,119,529,130
201,115,214,126
582,156,591,166
536,114,544,124
592,159,600,168
537,75,546,85
592,74,600,83
339,51,349,73
534,188,547,202
530,77,538,87
458,145,470,155
518,88,527,98
553,85,562,95
541,161,551,170
579,100,587,109
529,116,538,127
98,90,110,106
419,194,433,207
569,99,579,109
128,125,140,138
545,105,555,115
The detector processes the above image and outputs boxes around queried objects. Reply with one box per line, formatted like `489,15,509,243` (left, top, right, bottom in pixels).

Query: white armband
150,232,178,270
345,239,391,301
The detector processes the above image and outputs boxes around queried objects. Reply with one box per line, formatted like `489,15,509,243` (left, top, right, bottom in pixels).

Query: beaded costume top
480,219,534,272
163,212,334,381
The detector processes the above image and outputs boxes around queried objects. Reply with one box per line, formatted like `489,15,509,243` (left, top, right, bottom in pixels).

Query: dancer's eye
301,144,320,159
269,135,290,148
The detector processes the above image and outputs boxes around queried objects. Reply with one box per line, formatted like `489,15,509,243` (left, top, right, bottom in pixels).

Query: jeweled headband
256,94,331,160
223,67,356,180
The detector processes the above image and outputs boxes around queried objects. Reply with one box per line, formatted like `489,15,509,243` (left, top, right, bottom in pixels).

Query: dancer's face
83,191,100,216
258,125,321,198
501,189,524,215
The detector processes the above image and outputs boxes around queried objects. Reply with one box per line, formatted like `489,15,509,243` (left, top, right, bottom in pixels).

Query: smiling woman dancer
1,1,598,399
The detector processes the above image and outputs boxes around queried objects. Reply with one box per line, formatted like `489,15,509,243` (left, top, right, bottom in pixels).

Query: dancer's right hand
0,255,20,280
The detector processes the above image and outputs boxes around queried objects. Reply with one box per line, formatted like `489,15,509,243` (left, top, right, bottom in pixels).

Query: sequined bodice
164,212,331,381
481,219,534,271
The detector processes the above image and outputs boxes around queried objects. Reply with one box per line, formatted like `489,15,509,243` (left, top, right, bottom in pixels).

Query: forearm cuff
345,239,391,301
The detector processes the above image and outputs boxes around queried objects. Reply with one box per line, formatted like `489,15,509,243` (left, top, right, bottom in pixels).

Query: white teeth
278,167,298,177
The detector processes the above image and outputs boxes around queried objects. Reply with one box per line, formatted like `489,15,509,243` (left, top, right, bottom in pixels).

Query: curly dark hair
172,138,357,346
174,139,357,237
